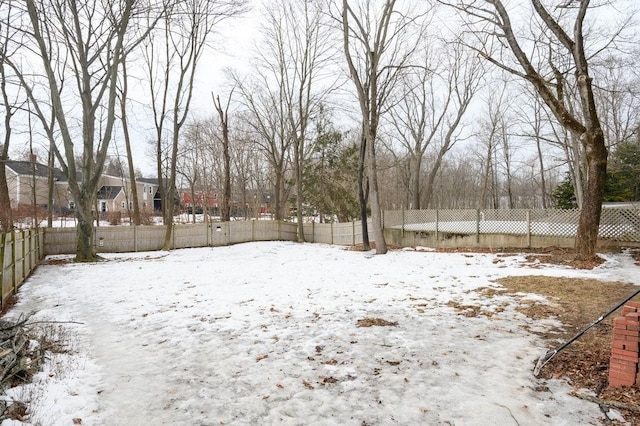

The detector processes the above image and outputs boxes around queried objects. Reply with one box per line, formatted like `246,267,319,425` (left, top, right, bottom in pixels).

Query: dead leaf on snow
356,317,398,327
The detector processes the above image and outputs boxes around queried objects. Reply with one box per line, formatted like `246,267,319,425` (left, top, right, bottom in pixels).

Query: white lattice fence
478,209,528,234
530,209,580,237
600,209,640,242
384,208,640,243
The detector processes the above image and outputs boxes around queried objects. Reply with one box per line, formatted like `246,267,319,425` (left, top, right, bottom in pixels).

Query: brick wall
609,302,640,388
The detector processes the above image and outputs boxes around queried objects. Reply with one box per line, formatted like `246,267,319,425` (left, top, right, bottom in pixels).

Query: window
100,201,107,213
68,201,75,210
121,201,126,209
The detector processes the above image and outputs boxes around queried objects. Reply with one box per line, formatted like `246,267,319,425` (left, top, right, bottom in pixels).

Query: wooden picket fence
0,229,45,308
43,220,372,255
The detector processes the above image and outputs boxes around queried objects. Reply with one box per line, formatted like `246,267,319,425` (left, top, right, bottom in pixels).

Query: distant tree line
1,0,638,261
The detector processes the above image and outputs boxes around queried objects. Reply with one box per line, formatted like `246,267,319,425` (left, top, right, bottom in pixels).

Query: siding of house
5,162,159,216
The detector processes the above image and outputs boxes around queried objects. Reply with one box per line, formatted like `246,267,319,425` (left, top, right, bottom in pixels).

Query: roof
5,160,67,181
96,186,123,200
137,177,161,185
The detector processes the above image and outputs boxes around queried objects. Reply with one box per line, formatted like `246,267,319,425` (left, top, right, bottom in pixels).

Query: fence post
352,220,355,246
331,222,334,245
133,225,138,252
10,231,16,293
24,231,30,274
401,206,405,238
37,228,43,259
435,209,439,242
476,209,480,244
526,210,531,248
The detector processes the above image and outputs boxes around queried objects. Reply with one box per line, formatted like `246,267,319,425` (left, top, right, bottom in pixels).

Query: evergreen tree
551,173,578,209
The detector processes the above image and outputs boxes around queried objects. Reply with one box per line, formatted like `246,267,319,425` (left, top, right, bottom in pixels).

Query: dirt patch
524,252,606,270
446,300,503,318
444,246,607,269
356,317,398,327
494,275,640,424
41,258,73,266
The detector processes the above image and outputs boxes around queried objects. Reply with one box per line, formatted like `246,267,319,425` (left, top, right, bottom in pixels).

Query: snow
2,242,638,425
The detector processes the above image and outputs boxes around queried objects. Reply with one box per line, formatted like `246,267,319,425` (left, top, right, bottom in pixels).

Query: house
96,185,125,214
4,160,71,212
137,178,164,212
4,159,159,216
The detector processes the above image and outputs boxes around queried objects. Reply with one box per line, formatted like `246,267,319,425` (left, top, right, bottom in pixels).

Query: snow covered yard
3,242,637,425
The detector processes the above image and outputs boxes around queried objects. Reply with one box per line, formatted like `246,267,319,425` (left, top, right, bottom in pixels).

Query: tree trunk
273,169,283,221
480,147,492,209
0,163,11,233
76,194,96,261
47,143,54,227
410,154,421,209
0,45,13,232
575,130,607,259
294,141,305,242
535,134,547,209
120,65,141,226
365,126,387,254
222,137,231,223
162,140,178,251
358,134,370,250
213,94,232,223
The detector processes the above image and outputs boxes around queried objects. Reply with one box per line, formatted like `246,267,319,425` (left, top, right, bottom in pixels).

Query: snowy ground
2,242,639,426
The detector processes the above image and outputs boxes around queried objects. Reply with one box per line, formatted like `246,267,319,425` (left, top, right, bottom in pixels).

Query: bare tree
117,60,142,225
177,122,204,223
389,39,482,209
234,78,292,221
440,0,635,259
512,93,549,208
235,0,331,233
274,0,333,240
229,116,265,220
5,0,162,260
213,92,234,222
594,55,640,153
144,0,248,250
339,0,426,254
0,0,21,232
477,86,509,209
